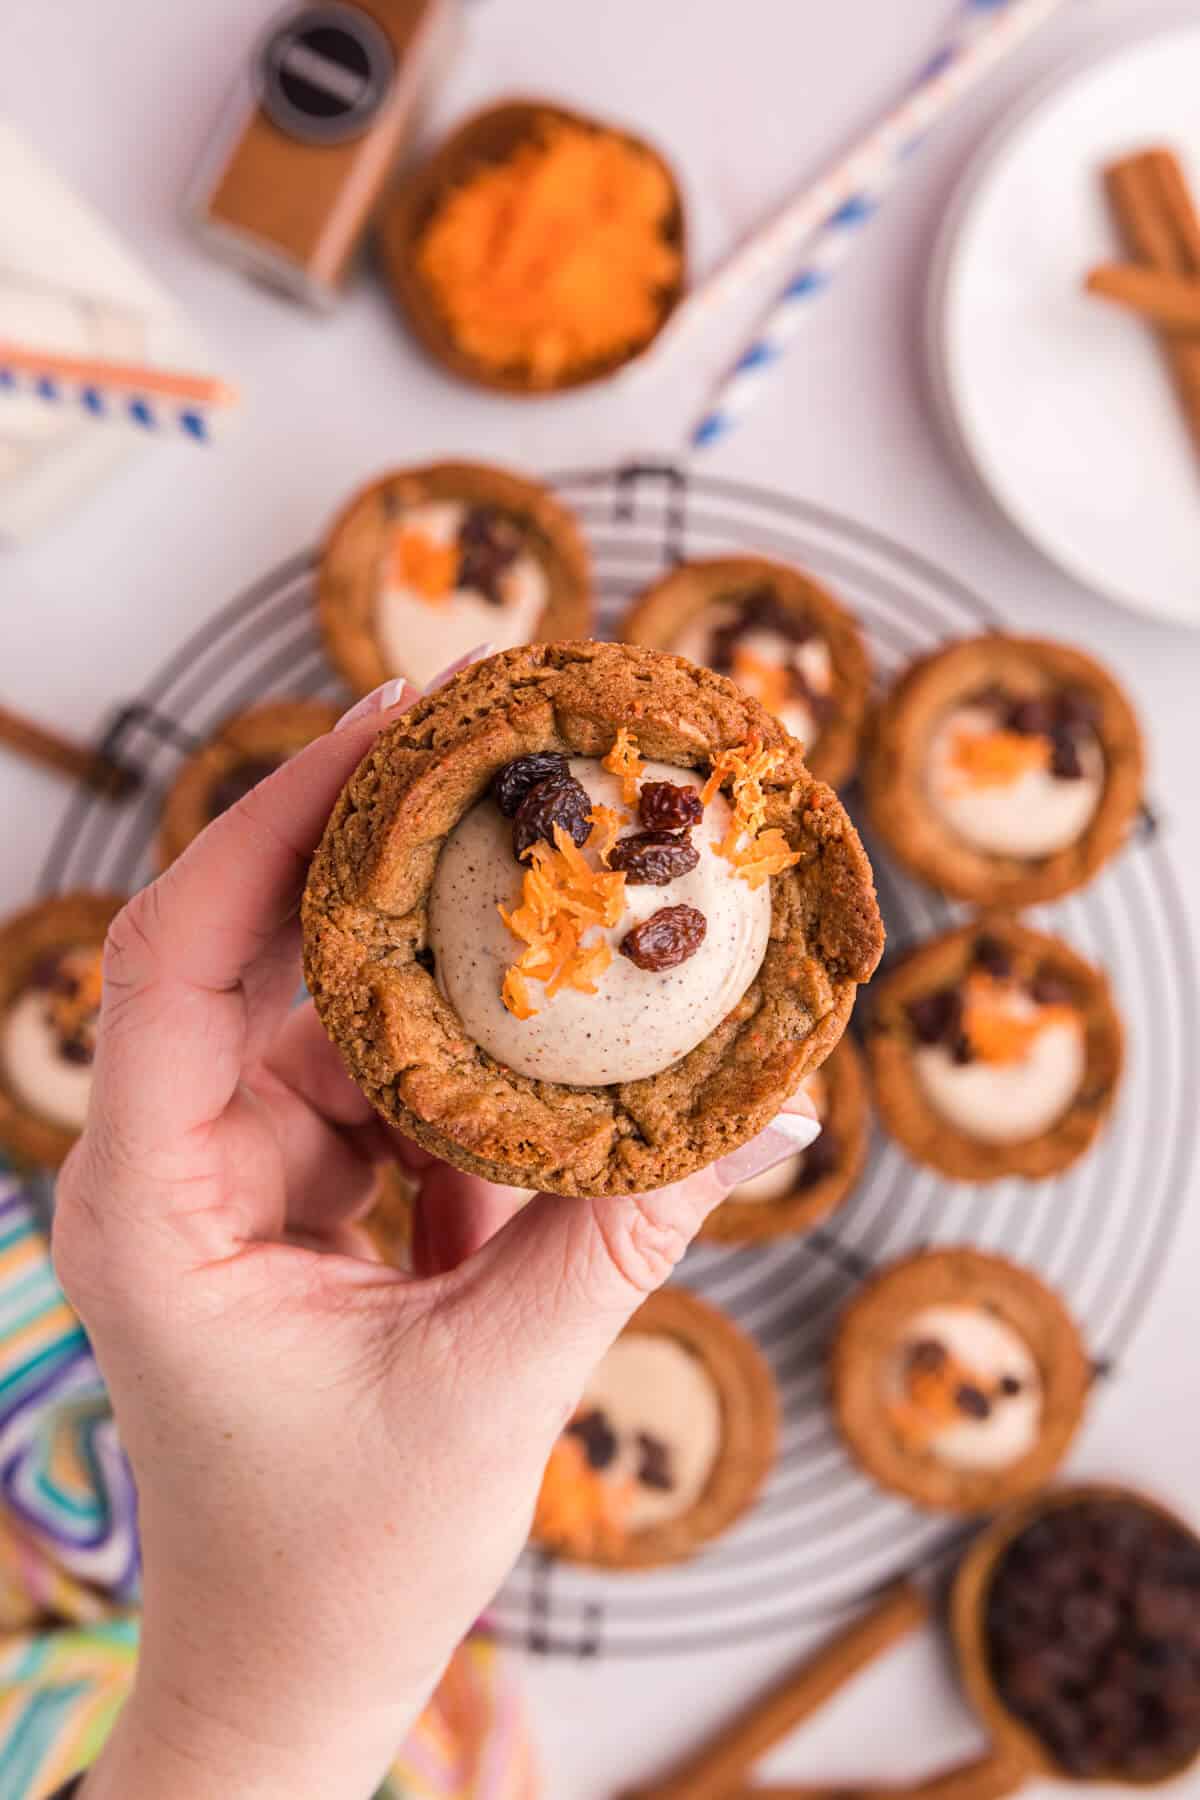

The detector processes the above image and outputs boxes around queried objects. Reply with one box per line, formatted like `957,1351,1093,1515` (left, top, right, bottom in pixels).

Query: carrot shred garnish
390,528,458,603
602,728,645,806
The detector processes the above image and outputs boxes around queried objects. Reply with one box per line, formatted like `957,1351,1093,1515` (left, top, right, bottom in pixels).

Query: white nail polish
335,678,411,730
423,643,495,695
713,1117,821,1190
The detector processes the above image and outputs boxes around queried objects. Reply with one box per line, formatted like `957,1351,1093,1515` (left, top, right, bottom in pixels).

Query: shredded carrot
702,737,802,886
949,727,1049,791
585,804,623,867
732,646,794,718
389,527,458,603
961,972,1077,1066
416,121,681,384
533,1433,633,1556
602,728,645,807
499,823,627,1017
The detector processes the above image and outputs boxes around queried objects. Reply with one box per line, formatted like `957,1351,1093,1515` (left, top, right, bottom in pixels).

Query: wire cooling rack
39,463,1198,1656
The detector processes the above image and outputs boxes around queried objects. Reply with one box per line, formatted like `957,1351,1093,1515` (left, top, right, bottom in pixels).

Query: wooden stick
721,1748,1026,1800
0,341,237,407
1104,149,1200,460
1086,263,1200,331
0,703,137,799
622,1583,928,1800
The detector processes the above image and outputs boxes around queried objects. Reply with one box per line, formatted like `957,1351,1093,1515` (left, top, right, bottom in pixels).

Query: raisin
1000,1374,1023,1397
567,1409,618,1472
512,775,593,861
1056,688,1100,731
620,905,707,971
1007,696,1055,737
707,584,814,672
1031,967,1074,1008
28,953,64,991
209,757,279,819
955,1383,992,1420
907,1338,948,1374
492,752,570,816
972,933,1013,980
608,830,700,884
1049,729,1084,781
59,1038,93,1067
636,1432,675,1491
906,986,963,1047
457,506,522,604
638,780,703,832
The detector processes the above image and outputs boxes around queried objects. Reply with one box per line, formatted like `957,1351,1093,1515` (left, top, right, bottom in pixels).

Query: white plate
929,27,1200,627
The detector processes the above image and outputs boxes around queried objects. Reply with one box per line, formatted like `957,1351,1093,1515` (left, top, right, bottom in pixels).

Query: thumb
446,1099,819,1419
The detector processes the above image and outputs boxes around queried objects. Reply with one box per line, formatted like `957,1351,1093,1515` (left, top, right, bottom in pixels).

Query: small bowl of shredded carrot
378,97,687,393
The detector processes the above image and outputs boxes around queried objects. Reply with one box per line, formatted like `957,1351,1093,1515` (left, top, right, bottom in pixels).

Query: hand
54,677,818,1800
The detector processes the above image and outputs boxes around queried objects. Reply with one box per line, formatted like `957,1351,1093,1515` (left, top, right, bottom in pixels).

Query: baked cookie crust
831,1247,1091,1514
866,918,1122,1182
318,461,592,698
700,1033,870,1245
158,699,339,866
861,635,1144,906
531,1285,779,1570
302,641,883,1197
620,556,871,790
0,891,123,1169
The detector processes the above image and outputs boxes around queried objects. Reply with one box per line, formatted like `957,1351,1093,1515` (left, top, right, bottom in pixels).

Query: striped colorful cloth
0,1167,537,1800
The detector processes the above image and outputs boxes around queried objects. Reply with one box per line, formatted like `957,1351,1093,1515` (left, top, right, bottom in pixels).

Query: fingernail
714,1115,821,1189
335,679,414,731
423,643,495,695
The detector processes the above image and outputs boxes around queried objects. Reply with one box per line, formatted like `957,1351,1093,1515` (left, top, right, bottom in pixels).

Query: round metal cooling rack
39,463,1198,1657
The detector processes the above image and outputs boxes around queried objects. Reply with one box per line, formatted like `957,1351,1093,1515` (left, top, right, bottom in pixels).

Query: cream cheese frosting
579,1331,724,1530
428,757,772,1086
887,1304,1042,1472
374,500,547,688
672,604,831,749
1,986,94,1130
915,1006,1085,1144
926,703,1104,860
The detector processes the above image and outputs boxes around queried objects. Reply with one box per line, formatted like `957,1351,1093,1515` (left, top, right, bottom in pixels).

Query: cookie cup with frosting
831,1247,1091,1515
302,642,883,1197
531,1286,778,1569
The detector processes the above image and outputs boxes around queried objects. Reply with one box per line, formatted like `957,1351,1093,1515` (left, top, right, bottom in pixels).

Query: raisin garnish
638,780,703,832
1031,967,1074,1008
955,1383,992,1420
1000,1374,1023,1397
28,953,64,992
608,831,700,885
619,905,707,972
1049,729,1084,781
972,934,1012,981
209,757,280,820
635,1432,675,1492
906,987,963,1048
707,585,814,672
567,1409,618,1472
907,1339,948,1374
1006,696,1056,738
492,752,571,817
59,1038,93,1067
511,775,592,861
457,506,522,604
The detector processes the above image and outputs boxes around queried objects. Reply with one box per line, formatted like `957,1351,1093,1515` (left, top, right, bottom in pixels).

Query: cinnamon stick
722,1749,1025,1800
622,1583,928,1800
0,703,137,799
1086,263,1200,332
1104,148,1200,459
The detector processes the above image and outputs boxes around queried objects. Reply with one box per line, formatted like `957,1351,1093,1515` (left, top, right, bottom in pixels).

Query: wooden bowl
377,96,687,394
951,1482,1200,1789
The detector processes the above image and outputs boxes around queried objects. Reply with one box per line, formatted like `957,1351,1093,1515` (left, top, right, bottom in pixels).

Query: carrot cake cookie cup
0,891,121,1169
318,461,591,698
379,99,686,393
701,1034,869,1246
831,1247,1091,1515
866,919,1122,1182
159,698,339,865
620,557,871,790
302,641,883,1197
861,635,1144,906
532,1286,778,1569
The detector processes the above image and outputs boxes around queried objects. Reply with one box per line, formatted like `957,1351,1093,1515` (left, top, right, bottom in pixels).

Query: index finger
91,698,413,1155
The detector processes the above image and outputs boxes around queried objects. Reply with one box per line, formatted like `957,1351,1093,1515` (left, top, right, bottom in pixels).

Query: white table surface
4,2,1199,1795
